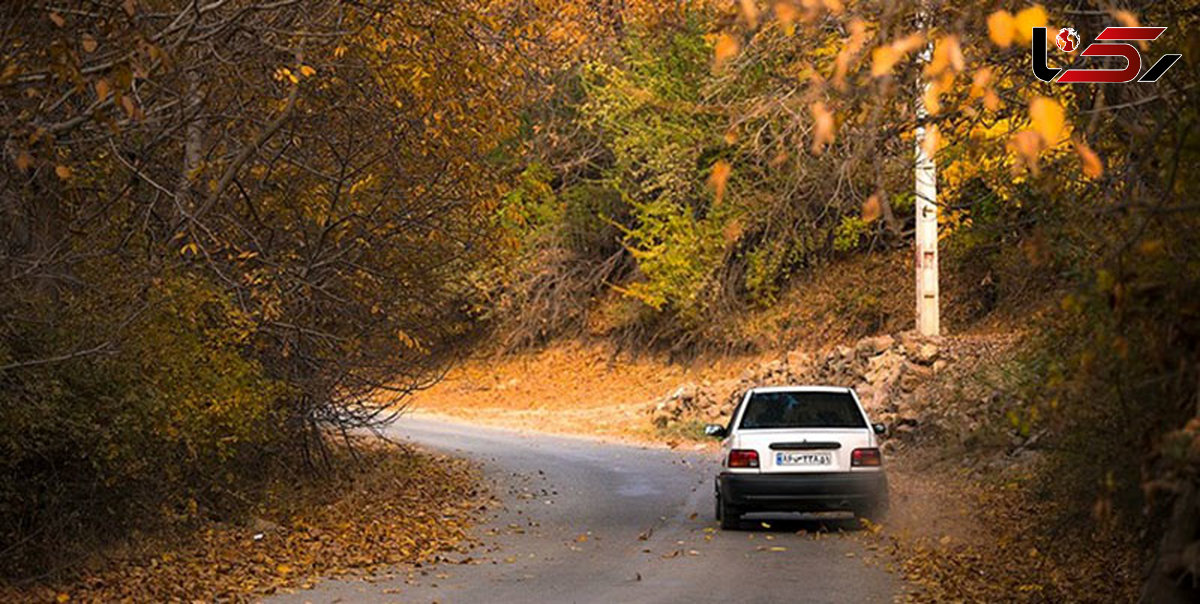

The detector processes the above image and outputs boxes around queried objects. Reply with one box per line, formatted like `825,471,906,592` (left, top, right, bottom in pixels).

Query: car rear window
738,391,866,429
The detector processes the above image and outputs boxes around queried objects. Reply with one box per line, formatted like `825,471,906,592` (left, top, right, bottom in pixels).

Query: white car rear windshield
738,391,866,429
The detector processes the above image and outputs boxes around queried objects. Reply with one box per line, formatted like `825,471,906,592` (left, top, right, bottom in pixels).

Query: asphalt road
269,418,897,603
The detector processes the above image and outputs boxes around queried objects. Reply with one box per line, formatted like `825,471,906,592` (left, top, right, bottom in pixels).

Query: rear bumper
718,471,887,512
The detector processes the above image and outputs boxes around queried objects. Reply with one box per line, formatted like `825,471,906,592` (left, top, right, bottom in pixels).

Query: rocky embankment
649,331,996,447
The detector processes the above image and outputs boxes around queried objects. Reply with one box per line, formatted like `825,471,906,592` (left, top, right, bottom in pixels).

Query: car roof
747,385,853,394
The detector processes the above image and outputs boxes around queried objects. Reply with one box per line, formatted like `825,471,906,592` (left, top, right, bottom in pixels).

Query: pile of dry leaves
3,444,485,602
881,458,1141,602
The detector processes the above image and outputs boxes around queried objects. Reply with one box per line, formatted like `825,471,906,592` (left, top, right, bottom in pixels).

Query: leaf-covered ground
2,446,486,603
879,459,1140,603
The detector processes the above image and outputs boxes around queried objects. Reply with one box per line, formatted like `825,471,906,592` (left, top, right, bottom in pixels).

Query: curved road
270,418,897,603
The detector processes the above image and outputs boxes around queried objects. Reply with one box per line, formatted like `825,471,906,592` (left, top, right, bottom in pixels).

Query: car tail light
851,447,882,467
727,449,759,468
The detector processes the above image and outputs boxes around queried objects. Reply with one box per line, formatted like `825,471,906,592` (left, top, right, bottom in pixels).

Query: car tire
718,497,741,530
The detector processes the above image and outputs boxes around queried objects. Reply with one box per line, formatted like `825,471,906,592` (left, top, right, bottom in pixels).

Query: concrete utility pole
914,43,940,336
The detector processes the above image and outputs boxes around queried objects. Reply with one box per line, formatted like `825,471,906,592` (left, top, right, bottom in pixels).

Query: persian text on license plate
775,452,832,466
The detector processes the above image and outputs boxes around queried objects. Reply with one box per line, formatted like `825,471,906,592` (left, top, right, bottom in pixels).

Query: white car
706,386,889,529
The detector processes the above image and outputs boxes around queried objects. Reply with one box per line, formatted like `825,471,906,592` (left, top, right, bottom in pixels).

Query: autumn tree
0,0,600,577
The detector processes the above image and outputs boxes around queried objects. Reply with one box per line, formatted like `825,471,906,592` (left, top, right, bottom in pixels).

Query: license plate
775,452,832,466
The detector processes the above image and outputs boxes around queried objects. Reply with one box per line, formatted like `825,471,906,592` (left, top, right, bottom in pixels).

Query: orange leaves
1075,143,1103,179
772,0,841,32
1013,6,1048,44
870,47,900,77
1109,10,1149,50
774,2,799,35
925,35,964,79
713,34,740,70
95,78,111,101
1011,96,1070,173
988,5,1047,48
922,36,964,116
809,101,835,153
738,0,760,28
723,219,744,243
987,11,1015,48
709,160,732,203
861,194,881,223
1112,10,1139,28
832,18,867,90
922,85,941,116
1009,131,1043,174
55,165,73,180
1029,96,1067,146
871,33,924,78
970,68,1000,112
14,152,32,172
921,124,941,159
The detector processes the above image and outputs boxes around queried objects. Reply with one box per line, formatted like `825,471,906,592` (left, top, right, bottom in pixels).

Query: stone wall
648,331,956,441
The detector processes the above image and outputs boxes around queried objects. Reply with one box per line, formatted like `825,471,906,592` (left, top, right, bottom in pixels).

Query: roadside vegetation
1,0,1197,601
0,0,577,592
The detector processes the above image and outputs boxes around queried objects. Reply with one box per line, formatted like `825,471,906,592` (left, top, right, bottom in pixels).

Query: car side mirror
872,423,887,435
704,424,727,438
